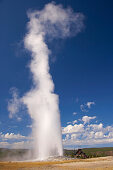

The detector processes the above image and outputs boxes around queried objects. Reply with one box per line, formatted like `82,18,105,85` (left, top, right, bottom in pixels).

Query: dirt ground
0,156,113,170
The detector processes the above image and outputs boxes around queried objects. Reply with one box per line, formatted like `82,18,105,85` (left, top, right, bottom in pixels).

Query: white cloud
0,133,27,140
80,101,95,112
63,116,113,147
0,132,33,149
88,123,103,130
62,124,84,134
73,112,77,115
71,133,80,139
86,102,95,108
26,124,32,128
95,131,104,138
67,122,71,124
72,120,77,124
80,104,88,112
67,120,77,125
17,117,22,121
0,141,33,149
82,115,96,124
8,88,22,119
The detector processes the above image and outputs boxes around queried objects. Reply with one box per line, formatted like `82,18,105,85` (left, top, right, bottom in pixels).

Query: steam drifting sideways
8,2,84,160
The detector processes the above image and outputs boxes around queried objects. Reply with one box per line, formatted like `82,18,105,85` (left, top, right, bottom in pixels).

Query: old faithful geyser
18,2,84,160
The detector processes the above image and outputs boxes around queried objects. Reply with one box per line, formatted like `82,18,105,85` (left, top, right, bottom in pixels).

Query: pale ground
0,156,113,170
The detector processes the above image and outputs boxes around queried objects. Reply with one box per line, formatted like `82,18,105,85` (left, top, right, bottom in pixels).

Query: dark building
75,149,88,159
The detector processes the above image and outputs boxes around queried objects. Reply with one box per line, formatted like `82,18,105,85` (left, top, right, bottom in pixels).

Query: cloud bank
62,115,113,148
1,115,113,149
0,132,27,140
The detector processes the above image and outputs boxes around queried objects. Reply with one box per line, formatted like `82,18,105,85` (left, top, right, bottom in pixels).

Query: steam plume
8,2,84,160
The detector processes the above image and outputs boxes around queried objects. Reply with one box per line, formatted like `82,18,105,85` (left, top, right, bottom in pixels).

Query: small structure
75,149,88,159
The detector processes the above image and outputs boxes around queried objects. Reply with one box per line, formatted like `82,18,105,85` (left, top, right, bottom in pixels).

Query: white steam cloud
8,88,21,119
8,2,84,160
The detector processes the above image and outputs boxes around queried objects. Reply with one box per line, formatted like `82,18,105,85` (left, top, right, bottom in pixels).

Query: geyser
8,2,84,161
23,2,84,160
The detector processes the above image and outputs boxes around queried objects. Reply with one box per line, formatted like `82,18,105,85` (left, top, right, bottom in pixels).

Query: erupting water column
22,2,84,160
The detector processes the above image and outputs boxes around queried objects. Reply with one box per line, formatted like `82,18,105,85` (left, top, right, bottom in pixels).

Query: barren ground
0,156,113,170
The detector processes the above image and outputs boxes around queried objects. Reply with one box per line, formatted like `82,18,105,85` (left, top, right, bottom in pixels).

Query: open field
0,156,113,170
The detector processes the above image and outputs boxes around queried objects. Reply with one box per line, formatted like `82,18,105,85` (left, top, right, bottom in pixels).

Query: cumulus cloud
0,132,28,140
72,120,77,124
67,120,77,125
62,116,113,147
80,101,95,112
62,124,84,134
86,102,95,108
95,131,104,139
0,132,33,150
82,115,96,124
88,123,103,130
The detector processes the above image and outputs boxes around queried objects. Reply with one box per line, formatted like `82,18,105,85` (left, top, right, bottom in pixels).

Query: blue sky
0,0,113,149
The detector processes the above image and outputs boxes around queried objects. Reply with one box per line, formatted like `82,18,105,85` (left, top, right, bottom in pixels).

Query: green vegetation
64,147,113,158
64,149,75,157
83,147,113,158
